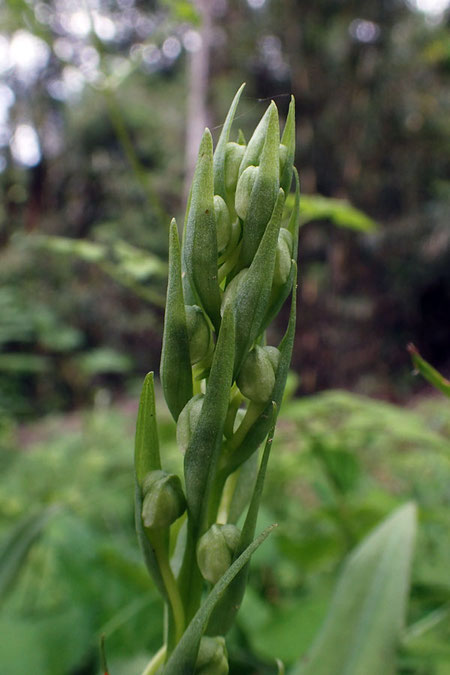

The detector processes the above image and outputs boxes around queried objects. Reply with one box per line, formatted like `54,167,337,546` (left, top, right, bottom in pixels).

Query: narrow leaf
408,343,450,398
238,103,273,178
183,130,222,332
207,406,277,635
226,265,297,474
233,189,285,376
293,503,417,675
280,96,296,195
163,524,277,675
0,508,54,604
213,82,246,200
161,219,193,421
297,194,377,232
239,102,280,268
134,372,161,488
184,305,235,532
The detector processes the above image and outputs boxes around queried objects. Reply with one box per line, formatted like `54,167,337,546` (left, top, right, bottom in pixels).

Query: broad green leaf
213,82,246,200
134,372,161,488
293,503,417,675
239,102,280,268
163,524,276,675
184,305,235,532
280,96,295,196
161,219,193,421
207,407,277,635
232,189,285,376
0,508,54,604
293,194,377,232
183,130,222,332
408,343,450,398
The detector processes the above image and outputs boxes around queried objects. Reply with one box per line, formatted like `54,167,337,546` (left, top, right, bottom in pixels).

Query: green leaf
280,96,295,196
293,503,417,675
161,219,193,421
0,508,54,604
238,103,273,178
134,482,168,601
30,234,106,262
0,353,50,373
207,407,277,635
163,524,276,675
408,344,450,398
213,83,246,201
239,102,281,268
232,189,285,376
295,194,377,232
226,266,297,474
184,305,235,532
183,130,222,332
134,372,161,488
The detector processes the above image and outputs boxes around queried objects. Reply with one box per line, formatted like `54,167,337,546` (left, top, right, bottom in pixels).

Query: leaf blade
293,503,417,675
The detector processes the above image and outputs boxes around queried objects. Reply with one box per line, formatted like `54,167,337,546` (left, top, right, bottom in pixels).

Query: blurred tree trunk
184,0,212,200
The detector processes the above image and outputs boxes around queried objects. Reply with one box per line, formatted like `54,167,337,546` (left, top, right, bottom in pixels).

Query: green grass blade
163,524,276,675
408,343,450,398
0,508,54,604
293,503,417,675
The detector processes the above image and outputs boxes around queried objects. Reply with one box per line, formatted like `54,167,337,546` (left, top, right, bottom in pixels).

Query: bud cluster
134,84,299,672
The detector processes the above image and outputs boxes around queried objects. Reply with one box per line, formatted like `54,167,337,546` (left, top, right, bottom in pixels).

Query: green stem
216,470,239,523
148,530,185,646
225,400,265,458
141,645,166,675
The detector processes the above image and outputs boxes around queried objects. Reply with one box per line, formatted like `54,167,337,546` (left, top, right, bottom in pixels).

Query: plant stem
148,529,185,646
225,400,265,458
141,645,167,675
216,470,239,523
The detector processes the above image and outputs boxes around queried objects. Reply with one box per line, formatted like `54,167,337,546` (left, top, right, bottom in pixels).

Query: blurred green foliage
0,388,448,674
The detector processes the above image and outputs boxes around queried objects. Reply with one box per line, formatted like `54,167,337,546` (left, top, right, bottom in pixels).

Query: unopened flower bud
195,636,229,675
186,305,213,365
221,268,248,315
197,523,241,584
273,228,293,286
279,143,289,176
237,345,279,403
224,141,246,197
235,165,258,221
141,470,186,529
214,195,231,253
177,394,204,454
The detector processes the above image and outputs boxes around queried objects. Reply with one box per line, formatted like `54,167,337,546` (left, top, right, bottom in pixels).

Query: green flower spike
134,85,299,672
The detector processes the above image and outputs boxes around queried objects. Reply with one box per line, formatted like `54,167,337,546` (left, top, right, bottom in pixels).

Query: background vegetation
0,1,449,673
